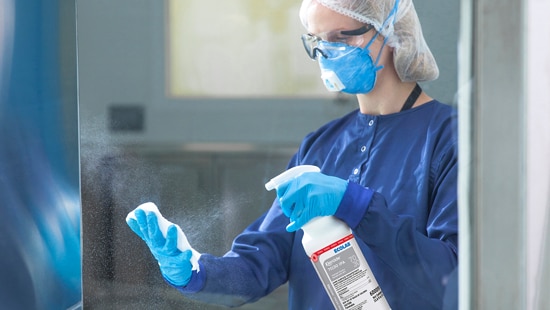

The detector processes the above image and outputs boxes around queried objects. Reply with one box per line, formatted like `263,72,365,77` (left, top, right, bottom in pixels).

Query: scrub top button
353,168,359,175
360,146,367,152
368,120,374,126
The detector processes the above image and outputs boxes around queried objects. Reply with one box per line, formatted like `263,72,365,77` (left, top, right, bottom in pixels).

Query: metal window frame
459,0,526,308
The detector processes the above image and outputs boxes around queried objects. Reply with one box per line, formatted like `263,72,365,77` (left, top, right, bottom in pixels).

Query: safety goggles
301,24,375,60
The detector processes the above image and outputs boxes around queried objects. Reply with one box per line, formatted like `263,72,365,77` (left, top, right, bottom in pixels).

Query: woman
128,0,458,309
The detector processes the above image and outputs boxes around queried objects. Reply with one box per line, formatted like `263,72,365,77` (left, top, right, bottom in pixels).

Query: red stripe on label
310,234,354,262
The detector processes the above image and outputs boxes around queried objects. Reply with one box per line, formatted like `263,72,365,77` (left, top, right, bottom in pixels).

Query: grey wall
77,0,459,149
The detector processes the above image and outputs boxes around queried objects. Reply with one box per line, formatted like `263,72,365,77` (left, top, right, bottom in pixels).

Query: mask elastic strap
369,0,400,71
382,0,400,34
371,35,389,70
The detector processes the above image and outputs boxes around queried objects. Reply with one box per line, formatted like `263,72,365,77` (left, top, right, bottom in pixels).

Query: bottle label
310,234,388,310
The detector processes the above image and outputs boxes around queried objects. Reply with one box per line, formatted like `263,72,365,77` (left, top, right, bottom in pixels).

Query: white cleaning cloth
126,202,201,271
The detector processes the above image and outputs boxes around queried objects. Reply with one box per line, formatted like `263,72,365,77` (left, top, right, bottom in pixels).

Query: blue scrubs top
176,100,458,310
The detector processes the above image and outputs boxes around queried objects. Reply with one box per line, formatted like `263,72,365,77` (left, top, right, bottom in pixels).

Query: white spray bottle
265,165,391,310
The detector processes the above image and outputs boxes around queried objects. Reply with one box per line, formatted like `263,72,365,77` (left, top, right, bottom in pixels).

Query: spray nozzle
265,165,321,191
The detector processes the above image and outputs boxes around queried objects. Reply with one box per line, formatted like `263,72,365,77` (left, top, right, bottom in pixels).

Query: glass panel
78,1,460,309
0,0,81,308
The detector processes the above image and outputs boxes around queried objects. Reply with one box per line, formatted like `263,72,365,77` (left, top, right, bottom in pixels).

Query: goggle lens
301,24,374,60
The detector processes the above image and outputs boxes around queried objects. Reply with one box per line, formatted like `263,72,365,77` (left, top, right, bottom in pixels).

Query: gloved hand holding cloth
126,203,200,287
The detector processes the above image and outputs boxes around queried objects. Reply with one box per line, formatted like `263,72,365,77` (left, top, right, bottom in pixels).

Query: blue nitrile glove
276,171,348,232
127,209,193,286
